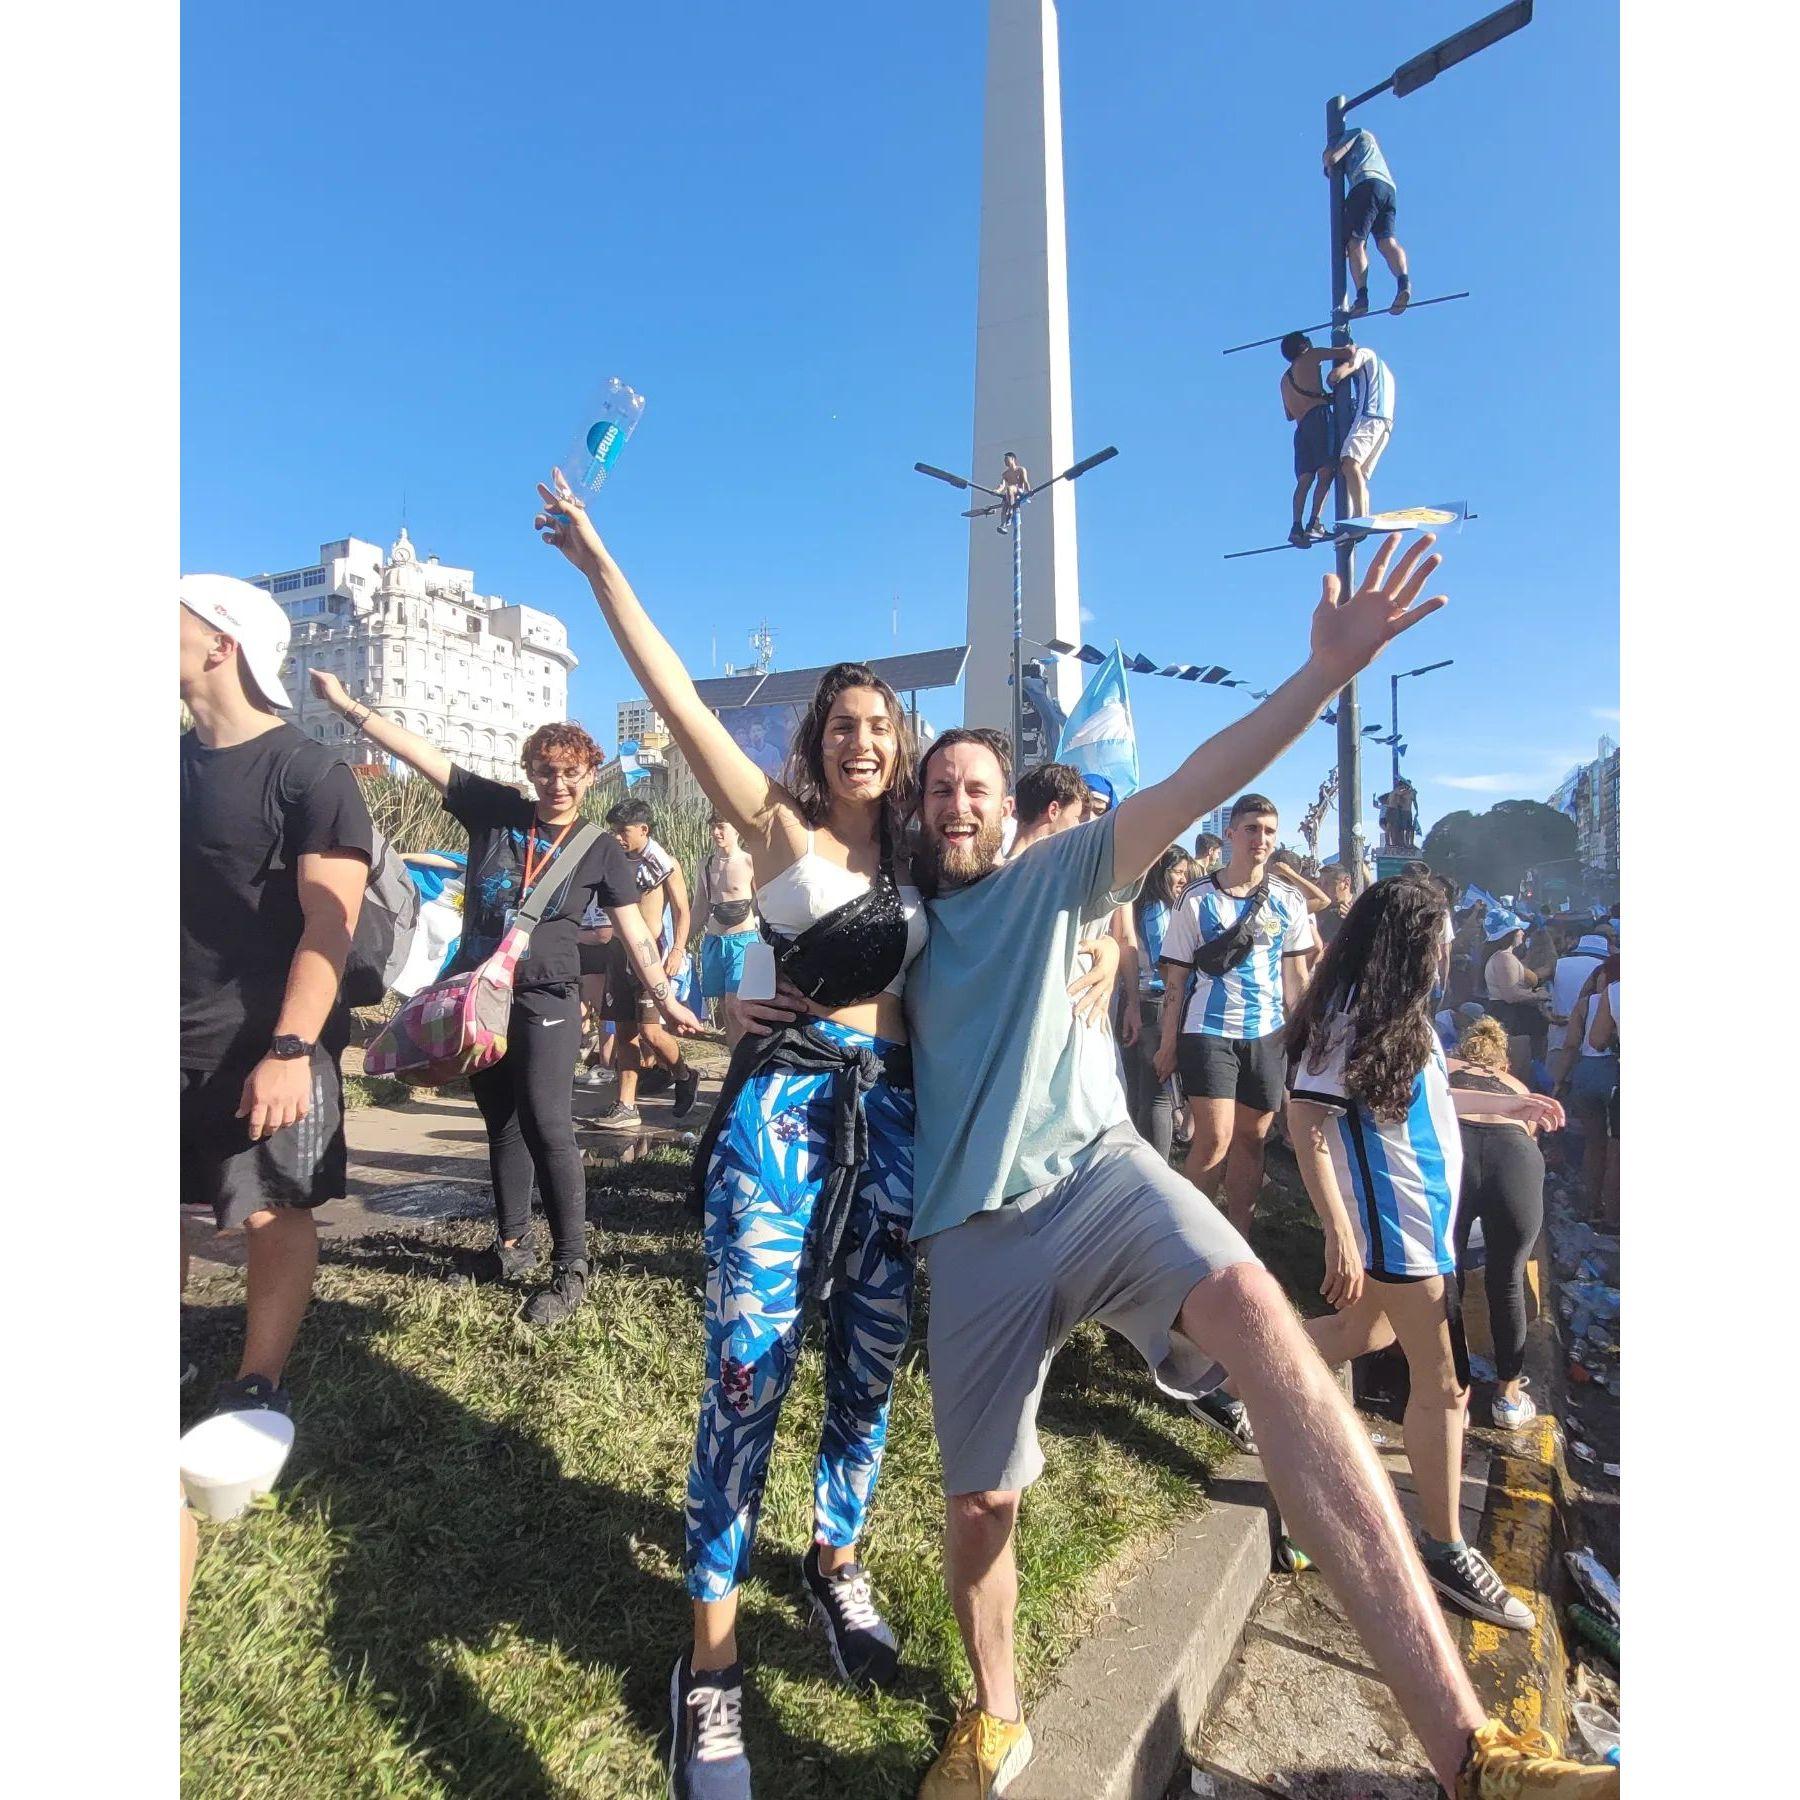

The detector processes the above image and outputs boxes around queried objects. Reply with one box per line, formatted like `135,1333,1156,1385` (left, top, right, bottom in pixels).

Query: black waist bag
1191,876,1272,978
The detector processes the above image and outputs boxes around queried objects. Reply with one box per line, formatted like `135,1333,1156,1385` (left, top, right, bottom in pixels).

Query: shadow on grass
183,1294,956,1796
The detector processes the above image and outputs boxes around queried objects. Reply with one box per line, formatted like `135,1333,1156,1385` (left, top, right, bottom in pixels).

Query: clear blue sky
181,0,1618,845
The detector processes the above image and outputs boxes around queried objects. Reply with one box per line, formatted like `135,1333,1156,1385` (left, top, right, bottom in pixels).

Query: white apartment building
249,529,578,781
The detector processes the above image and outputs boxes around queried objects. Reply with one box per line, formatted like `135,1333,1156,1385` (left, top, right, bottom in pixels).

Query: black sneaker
1424,1541,1535,1631
521,1261,589,1327
210,1374,291,1418
672,1063,701,1119
1186,1390,1257,1454
588,1103,643,1135
668,1652,752,1800
492,1239,541,1283
637,1066,674,1098
800,1542,899,1688
1287,523,1310,549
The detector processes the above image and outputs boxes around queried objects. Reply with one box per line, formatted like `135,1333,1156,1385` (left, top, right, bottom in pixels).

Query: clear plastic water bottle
565,377,645,497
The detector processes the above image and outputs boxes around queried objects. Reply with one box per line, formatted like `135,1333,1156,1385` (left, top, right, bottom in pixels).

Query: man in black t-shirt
180,576,375,1418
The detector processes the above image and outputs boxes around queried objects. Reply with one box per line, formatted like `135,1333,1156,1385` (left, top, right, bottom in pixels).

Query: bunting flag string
1043,639,1413,754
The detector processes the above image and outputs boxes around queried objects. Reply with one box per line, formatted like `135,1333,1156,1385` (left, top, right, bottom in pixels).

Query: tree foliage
1420,799,1578,896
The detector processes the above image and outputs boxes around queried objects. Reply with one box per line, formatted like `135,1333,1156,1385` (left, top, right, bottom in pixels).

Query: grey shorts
923,1125,1257,1496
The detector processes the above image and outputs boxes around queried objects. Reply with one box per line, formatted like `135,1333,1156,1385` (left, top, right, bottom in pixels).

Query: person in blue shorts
1280,332,1360,546
1286,874,1563,1636
694,812,760,1049
1323,124,1411,316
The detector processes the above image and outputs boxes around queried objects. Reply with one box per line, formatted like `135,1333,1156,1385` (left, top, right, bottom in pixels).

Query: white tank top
754,830,927,998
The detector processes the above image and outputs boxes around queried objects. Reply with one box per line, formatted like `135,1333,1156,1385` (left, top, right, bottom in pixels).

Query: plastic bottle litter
1567,1602,1621,1662
1570,1701,1619,1764
563,377,645,498
1565,1548,1620,1622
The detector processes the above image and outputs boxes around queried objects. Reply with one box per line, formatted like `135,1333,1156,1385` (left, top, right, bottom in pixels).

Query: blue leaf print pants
684,1024,916,1602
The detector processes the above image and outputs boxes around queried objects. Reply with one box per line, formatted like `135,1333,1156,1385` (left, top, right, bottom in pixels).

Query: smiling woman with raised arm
535,469,932,1800
307,675,699,1329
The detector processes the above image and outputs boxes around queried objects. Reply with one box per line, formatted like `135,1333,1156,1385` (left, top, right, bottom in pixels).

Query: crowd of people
178,482,1619,1797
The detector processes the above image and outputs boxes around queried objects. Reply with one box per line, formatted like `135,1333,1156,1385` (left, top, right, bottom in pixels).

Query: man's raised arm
1110,535,1446,891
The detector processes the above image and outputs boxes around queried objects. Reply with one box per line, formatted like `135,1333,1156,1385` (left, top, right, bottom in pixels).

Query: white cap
1576,934,1610,955
180,574,293,709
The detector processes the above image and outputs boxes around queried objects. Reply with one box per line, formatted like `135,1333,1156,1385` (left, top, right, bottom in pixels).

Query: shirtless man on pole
1280,333,1358,547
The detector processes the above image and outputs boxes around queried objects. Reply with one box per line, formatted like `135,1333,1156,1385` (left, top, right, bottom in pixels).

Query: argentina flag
1056,643,1140,799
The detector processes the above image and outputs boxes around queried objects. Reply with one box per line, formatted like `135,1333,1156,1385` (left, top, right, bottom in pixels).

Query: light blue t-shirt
1333,127,1393,192
906,813,1140,1241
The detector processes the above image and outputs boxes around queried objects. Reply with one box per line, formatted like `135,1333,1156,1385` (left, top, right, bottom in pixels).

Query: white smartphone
737,940,777,1002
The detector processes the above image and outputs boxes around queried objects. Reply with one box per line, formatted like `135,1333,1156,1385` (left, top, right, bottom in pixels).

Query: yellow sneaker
917,1707,1034,1797
1456,1719,1620,1798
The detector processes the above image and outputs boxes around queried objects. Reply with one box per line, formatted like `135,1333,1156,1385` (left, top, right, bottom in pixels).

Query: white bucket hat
180,573,293,709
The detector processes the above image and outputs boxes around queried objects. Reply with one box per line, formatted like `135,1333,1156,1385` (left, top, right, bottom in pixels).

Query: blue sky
182,0,1617,845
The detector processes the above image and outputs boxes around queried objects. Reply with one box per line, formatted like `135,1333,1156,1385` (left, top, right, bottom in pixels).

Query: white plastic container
179,1408,295,1522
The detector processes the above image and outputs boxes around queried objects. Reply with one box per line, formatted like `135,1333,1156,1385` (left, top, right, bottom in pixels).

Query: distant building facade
251,530,579,781
617,699,670,753
1548,736,1620,877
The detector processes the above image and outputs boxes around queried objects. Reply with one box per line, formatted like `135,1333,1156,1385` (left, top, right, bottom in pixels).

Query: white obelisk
964,0,1083,736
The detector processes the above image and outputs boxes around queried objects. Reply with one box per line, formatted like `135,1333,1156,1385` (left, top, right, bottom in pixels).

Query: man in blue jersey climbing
1328,336,1398,520
1324,123,1411,316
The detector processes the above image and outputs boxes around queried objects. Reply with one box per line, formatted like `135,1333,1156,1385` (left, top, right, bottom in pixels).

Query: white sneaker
576,1067,617,1089
1491,1379,1537,1431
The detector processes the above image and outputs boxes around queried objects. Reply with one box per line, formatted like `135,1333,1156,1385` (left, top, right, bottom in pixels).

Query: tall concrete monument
964,0,1084,736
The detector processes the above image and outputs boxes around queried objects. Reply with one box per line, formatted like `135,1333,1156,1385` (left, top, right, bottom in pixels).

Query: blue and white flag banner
617,739,651,788
1056,643,1141,800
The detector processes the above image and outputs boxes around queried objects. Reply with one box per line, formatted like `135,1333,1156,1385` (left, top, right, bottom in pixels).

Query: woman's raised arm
535,472,796,856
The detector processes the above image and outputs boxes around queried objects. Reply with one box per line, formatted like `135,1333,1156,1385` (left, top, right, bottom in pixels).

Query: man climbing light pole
1322,2,1534,889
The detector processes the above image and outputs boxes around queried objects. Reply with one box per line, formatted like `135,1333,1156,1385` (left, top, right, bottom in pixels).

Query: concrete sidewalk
1018,1316,1572,1800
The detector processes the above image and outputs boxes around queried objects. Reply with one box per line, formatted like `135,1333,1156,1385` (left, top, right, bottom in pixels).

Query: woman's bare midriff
819,992,908,1045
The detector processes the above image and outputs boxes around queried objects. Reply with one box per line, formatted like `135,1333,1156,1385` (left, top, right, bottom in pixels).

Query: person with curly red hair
310,672,699,1324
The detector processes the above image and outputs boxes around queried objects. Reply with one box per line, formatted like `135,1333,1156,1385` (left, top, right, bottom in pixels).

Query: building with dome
247,530,579,781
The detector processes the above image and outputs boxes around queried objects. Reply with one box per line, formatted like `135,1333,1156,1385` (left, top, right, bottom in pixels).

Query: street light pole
1390,656,1455,788
1321,3,1533,891
1010,508,1025,772
1327,91,1362,891
915,446,1117,770
1390,669,1402,791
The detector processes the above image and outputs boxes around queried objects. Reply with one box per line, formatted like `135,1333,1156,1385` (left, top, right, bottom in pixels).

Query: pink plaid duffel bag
363,822,601,1087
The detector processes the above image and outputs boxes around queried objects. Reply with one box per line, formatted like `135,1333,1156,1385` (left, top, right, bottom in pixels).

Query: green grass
342,1072,409,1112
181,1148,1230,1798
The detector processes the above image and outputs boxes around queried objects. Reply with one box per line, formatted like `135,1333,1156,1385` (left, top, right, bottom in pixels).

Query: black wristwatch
268,1035,314,1061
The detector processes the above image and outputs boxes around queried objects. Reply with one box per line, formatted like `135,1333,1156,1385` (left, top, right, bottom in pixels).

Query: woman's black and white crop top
753,825,926,1005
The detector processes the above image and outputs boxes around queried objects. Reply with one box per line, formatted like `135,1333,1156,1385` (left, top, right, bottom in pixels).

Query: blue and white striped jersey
1161,878,1315,1041
1287,1011,1463,1280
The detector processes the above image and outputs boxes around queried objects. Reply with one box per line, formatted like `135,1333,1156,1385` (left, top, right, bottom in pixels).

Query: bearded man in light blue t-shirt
900,541,1611,1800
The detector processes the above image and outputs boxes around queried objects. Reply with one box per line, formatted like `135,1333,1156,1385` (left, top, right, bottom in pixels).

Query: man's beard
915,815,1006,897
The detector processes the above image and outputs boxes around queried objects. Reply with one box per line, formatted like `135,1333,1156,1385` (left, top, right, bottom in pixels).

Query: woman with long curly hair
1285,875,1563,1635
533,470,1119,1799
1450,1015,1552,1429
534,474,926,1794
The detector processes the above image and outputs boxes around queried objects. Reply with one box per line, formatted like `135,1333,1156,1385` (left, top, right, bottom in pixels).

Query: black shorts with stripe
180,1047,347,1229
